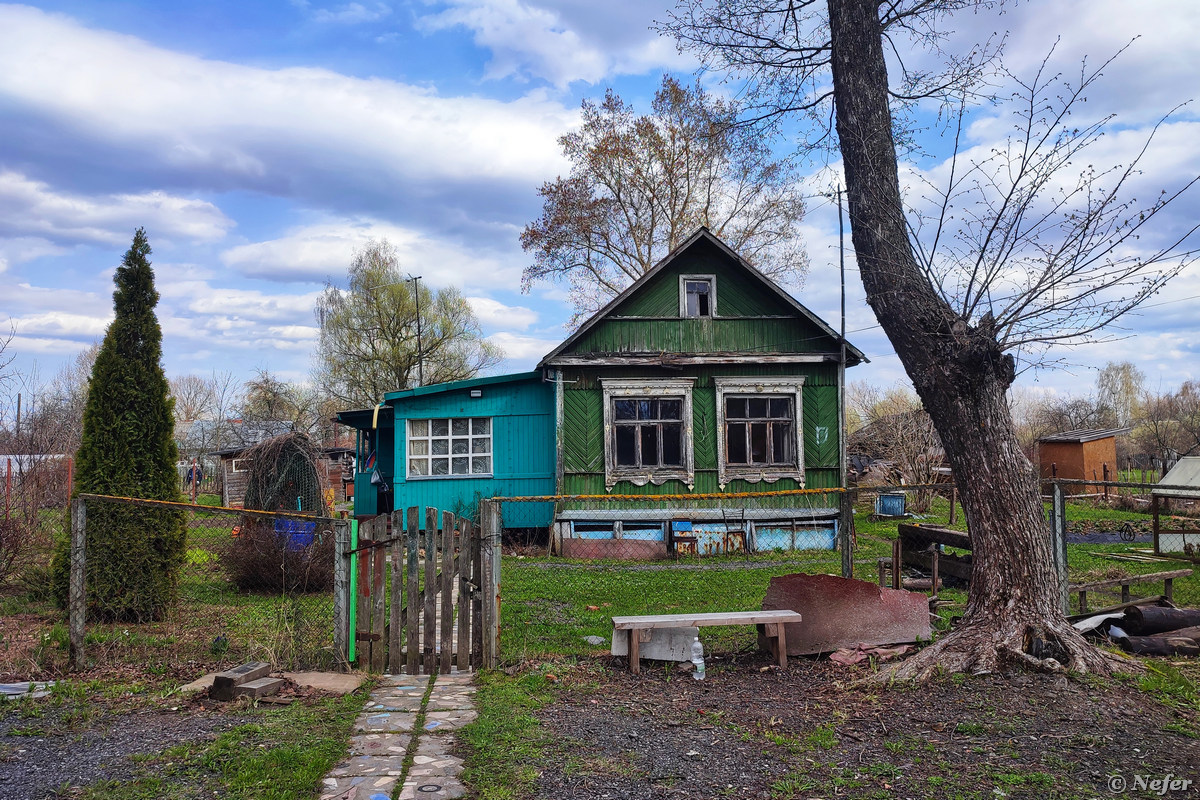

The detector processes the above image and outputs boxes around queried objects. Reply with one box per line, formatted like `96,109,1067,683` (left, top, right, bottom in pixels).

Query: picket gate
350,506,490,673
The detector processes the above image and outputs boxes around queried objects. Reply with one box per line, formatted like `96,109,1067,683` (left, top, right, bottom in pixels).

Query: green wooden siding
570,317,835,355
558,363,842,501
615,240,796,317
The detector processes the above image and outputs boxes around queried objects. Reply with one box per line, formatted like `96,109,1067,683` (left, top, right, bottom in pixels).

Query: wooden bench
612,610,803,674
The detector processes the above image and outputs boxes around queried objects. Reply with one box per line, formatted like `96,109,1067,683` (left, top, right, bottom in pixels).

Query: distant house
1038,428,1129,490
208,421,295,508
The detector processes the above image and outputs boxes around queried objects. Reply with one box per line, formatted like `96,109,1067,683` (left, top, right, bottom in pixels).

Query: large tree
521,75,808,322
314,240,502,407
667,1,1199,676
51,229,186,621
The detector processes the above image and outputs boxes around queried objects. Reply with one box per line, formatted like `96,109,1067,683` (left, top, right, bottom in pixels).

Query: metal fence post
332,519,352,671
69,496,86,671
1050,481,1069,615
838,488,855,578
480,499,501,669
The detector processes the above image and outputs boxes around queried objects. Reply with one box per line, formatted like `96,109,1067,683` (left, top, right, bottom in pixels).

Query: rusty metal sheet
759,573,931,656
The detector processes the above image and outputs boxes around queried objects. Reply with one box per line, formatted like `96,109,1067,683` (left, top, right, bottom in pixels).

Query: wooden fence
340,501,500,674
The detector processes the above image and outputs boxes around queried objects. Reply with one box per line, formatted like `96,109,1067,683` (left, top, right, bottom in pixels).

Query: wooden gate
353,507,487,673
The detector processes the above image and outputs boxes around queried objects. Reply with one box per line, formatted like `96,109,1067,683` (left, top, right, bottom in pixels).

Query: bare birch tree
665,0,1200,677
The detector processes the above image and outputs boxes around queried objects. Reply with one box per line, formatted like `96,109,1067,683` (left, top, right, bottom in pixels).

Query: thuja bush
51,229,186,621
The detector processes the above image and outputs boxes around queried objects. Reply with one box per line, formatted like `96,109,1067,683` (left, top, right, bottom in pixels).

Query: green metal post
348,519,359,664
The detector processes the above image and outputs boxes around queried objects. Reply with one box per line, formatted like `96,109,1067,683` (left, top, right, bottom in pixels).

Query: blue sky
2,0,1199,412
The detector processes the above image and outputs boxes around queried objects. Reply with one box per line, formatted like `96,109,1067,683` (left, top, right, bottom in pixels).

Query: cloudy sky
2,0,1198,413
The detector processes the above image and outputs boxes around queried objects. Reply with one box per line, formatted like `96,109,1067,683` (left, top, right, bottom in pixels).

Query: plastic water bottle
691,635,706,680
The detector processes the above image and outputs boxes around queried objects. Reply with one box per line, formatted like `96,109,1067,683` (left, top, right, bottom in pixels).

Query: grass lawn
498,491,1199,665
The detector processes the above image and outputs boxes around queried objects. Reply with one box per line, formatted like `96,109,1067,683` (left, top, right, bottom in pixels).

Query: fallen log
1150,625,1200,640
1118,635,1200,657
1124,605,1200,635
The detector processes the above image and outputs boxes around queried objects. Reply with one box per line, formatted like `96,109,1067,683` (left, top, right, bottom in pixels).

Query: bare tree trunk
827,0,1128,677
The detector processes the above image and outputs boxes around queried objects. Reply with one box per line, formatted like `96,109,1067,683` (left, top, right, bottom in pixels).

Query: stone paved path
320,671,477,800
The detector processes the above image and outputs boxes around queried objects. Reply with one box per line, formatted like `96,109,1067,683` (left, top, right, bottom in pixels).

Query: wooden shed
211,441,352,509
1038,428,1129,490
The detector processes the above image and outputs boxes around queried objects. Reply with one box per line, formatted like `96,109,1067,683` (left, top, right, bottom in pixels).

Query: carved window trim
678,274,717,318
714,377,806,488
600,378,695,490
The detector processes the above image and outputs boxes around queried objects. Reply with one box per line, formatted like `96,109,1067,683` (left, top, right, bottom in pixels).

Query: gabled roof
537,227,867,368
1038,428,1130,444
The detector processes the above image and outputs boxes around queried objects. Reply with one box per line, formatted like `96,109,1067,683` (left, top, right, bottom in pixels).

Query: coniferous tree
52,229,185,620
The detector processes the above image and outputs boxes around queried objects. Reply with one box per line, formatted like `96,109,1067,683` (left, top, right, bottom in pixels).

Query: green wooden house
538,228,866,558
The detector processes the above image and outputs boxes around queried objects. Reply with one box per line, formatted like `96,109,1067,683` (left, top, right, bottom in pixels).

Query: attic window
680,275,716,318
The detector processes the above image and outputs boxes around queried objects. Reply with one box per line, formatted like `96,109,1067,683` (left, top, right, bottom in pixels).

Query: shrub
220,517,335,593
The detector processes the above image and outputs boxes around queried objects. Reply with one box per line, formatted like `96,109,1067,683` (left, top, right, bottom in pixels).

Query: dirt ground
0,702,248,800
531,654,1200,800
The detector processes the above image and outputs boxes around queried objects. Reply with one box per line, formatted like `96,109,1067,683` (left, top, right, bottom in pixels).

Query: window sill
606,468,693,490
719,467,805,488
405,473,495,481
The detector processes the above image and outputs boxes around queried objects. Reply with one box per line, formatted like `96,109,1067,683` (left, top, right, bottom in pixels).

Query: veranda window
408,417,492,478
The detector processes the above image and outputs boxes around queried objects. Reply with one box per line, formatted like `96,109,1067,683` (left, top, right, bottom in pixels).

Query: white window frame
600,378,695,490
678,274,717,318
406,417,493,480
714,377,805,488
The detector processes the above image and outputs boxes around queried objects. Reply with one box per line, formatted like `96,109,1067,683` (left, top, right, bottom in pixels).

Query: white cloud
0,5,574,213
417,0,691,86
294,1,393,24
467,296,537,330
486,330,557,361
0,171,234,245
219,220,523,289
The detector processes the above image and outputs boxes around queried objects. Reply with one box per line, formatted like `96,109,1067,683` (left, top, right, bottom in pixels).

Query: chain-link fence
1044,479,1200,615
491,489,854,663
68,494,342,672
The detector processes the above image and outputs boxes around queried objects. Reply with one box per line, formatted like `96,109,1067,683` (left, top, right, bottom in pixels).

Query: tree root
866,616,1140,684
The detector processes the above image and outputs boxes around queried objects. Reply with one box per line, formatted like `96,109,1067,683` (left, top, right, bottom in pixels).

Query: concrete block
610,626,697,662
233,677,285,699
211,662,273,701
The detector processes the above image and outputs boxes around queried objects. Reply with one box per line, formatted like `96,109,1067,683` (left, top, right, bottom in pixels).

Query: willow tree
314,239,502,407
521,75,808,322
667,1,1200,676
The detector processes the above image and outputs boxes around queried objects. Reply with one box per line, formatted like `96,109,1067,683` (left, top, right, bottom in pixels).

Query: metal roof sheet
381,371,541,402
1154,456,1200,498
1038,427,1130,443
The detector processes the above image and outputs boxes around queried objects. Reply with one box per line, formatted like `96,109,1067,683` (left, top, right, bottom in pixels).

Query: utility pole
408,275,424,387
